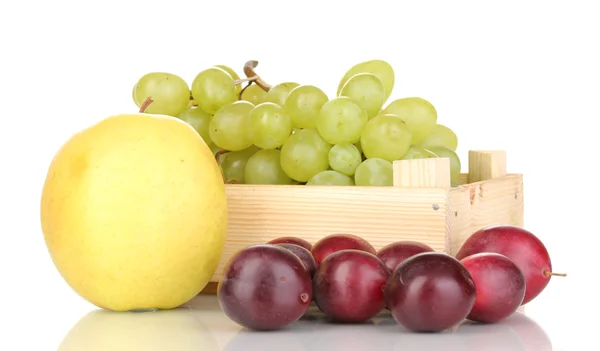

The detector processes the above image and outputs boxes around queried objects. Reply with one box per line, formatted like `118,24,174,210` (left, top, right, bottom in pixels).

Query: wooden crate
200,150,523,294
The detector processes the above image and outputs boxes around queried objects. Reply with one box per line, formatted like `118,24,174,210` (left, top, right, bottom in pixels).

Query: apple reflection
57,307,218,351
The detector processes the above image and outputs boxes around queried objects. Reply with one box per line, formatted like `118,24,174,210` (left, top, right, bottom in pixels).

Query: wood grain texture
468,150,507,183
199,150,524,295
208,184,448,282
448,174,524,255
393,158,451,188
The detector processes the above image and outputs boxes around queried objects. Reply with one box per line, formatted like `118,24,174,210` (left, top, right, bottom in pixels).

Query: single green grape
307,170,355,186
337,59,395,102
360,115,412,161
339,73,385,119
328,143,362,176
245,149,292,185
354,158,393,186
280,129,332,182
284,85,329,129
383,97,437,144
191,67,238,114
419,124,458,151
209,101,254,151
427,146,461,186
177,106,213,146
133,72,190,116
214,65,242,94
266,82,300,106
247,102,292,149
402,145,438,160
241,84,268,105
219,145,260,184
317,97,368,145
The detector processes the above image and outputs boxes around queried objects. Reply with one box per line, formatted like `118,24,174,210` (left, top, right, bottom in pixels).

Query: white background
1,0,598,350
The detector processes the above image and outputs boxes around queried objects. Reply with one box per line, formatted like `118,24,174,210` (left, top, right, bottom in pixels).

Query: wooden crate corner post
392,157,453,253
467,150,507,183
448,150,524,255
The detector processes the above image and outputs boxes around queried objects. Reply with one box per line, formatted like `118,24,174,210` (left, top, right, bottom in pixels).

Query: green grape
383,97,437,144
209,101,254,151
360,115,412,161
266,82,300,106
317,97,368,145
133,72,190,116
177,106,213,146
339,73,385,119
209,143,222,155
248,102,292,149
284,85,329,129
337,59,395,102
280,129,332,182
191,67,238,114
245,149,292,185
241,84,268,105
328,143,362,176
354,158,393,186
307,170,355,186
419,124,458,151
401,145,438,160
219,146,260,184
214,65,242,94
427,146,461,186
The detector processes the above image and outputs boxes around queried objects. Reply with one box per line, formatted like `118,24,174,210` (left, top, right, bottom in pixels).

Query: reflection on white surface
57,295,553,351
57,307,219,350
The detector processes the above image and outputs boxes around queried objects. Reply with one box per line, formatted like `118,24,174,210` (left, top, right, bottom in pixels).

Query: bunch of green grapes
131,59,463,187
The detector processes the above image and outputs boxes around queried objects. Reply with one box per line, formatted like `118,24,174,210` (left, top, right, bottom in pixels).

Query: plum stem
543,270,567,277
139,97,153,113
243,60,272,92
300,293,310,303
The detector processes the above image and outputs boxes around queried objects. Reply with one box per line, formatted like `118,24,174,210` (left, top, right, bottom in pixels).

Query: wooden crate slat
209,184,448,282
200,149,525,295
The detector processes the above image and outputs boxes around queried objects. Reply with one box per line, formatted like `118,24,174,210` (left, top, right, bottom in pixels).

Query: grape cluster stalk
131,59,462,186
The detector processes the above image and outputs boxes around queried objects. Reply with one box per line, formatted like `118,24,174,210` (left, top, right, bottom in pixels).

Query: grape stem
243,60,272,92
139,97,153,113
214,149,236,184
215,149,230,162
234,76,259,85
188,91,197,106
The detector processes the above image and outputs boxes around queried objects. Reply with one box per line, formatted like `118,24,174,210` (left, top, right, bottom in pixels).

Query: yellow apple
40,112,228,311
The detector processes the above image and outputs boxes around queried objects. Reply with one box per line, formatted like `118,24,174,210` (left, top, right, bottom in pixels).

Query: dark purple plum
311,233,376,265
460,252,526,323
217,244,313,331
376,241,435,271
313,249,390,323
385,252,476,333
267,236,312,251
275,243,318,277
